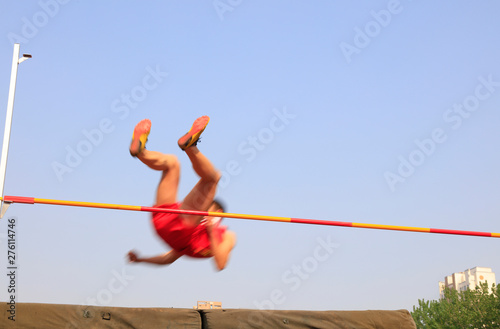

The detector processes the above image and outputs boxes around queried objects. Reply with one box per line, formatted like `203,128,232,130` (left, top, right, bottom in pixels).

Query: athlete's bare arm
206,218,237,271
127,250,182,265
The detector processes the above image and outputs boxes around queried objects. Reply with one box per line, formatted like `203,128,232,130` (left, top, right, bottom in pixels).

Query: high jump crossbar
1,195,499,239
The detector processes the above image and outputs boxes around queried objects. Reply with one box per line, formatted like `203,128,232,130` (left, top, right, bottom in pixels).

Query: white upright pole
0,44,27,215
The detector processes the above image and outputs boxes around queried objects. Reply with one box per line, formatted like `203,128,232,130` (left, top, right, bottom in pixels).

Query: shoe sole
178,116,210,150
130,119,151,156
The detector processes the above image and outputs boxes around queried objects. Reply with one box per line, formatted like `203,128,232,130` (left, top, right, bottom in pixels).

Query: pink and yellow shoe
129,119,151,157
178,116,210,150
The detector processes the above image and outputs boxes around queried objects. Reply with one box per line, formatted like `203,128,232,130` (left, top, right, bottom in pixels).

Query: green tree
412,282,500,328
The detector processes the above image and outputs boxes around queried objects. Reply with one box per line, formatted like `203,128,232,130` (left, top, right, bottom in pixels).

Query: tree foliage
412,282,500,328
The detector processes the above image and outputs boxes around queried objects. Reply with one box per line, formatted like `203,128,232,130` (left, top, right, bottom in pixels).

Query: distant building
195,301,222,310
439,267,496,299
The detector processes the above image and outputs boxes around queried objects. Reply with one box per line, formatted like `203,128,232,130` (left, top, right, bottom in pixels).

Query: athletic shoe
178,116,210,150
129,119,151,157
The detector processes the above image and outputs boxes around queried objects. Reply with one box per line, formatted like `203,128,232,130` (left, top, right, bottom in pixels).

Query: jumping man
127,116,236,270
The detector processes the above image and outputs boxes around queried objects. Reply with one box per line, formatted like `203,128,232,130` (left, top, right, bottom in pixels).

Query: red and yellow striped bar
1,195,499,238
210,212,292,223
352,222,430,233
36,198,143,212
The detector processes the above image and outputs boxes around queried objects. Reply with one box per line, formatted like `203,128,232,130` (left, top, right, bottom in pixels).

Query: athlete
127,116,236,271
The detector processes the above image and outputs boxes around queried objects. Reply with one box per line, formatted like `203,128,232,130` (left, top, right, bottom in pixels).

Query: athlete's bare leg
136,150,180,206
181,145,221,226
129,119,181,206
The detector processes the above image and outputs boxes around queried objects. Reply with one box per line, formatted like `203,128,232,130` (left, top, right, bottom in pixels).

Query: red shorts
152,203,226,258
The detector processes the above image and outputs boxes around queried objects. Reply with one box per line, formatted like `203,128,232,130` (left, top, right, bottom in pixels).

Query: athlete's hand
127,250,141,263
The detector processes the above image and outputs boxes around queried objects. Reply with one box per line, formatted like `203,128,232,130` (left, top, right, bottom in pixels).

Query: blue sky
0,1,499,312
